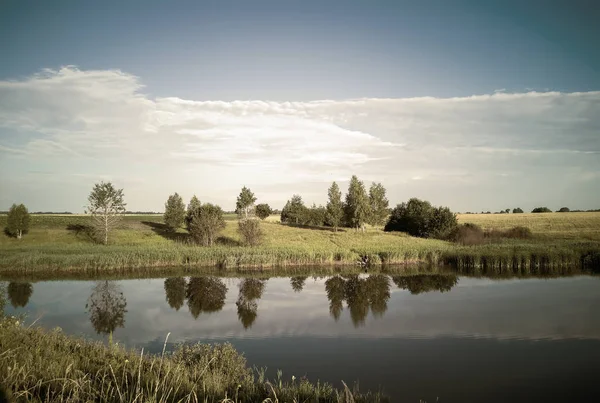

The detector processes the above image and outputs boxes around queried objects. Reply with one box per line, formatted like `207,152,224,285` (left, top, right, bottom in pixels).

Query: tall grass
0,317,387,402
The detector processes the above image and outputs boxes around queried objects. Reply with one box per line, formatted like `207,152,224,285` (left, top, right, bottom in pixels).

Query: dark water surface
3,274,600,402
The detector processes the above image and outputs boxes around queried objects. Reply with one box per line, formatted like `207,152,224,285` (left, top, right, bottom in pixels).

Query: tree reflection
392,274,458,294
325,275,345,321
164,277,187,311
290,276,307,293
186,277,228,319
324,274,392,326
86,281,127,343
7,282,33,308
236,278,266,329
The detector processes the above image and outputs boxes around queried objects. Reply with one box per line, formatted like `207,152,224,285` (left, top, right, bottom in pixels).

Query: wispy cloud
0,66,599,211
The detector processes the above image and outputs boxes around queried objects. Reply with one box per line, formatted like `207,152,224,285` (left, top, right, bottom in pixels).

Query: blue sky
0,0,599,211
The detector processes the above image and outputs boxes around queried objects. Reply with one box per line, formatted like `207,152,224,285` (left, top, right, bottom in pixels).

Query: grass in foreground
0,316,387,402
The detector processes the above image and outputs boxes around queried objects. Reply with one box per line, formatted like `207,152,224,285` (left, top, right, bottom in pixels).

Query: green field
0,213,599,274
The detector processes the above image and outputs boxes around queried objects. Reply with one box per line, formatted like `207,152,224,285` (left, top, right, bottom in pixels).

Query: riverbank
0,316,387,402
0,213,599,274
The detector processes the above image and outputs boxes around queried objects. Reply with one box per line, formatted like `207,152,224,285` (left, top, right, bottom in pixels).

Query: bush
557,207,570,212
531,207,552,213
512,208,524,214
255,203,272,220
448,223,485,245
186,203,226,246
504,226,533,239
384,198,457,239
238,218,264,246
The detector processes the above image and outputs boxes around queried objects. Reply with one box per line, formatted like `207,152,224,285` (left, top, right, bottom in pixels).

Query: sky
0,0,599,212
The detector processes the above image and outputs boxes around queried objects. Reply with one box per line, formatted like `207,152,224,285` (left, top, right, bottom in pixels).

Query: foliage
236,278,266,329
558,207,570,212
384,198,457,239
6,203,30,239
392,274,458,294
326,181,344,231
344,175,371,231
186,203,226,246
85,281,127,338
238,218,264,246
187,195,201,219
281,194,308,224
512,207,524,214
164,277,187,311
235,186,257,219
306,203,327,226
85,182,126,245
448,223,485,245
531,207,552,213
163,192,186,231
186,276,228,319
0,317,388,402
7,282,33,308
255,203,272,220
368,183,389,227
290,276,307,292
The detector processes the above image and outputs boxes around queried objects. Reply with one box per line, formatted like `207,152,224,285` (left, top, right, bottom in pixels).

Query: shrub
255,203,272,220
531,207,552,213
504,226,533,239
384,198,457,239
448,223,485,245
6,203,30,239
238,218,264,246
186,203,226,246
512,207,524,214
557,207,570,212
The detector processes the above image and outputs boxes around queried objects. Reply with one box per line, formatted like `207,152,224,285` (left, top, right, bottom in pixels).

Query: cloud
0,66,599,211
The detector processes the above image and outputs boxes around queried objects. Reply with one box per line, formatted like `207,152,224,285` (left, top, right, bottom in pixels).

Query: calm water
2,273,600,402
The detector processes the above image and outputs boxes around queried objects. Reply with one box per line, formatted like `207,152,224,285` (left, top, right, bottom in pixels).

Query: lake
2,272,600,402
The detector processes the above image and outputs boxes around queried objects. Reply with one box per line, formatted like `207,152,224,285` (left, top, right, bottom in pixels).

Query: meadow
0,212,599,275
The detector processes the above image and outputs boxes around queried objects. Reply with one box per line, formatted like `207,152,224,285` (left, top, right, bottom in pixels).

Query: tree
513,207,524,214
531,207,552,213
186,277,228,319
505,208,510,214
306,203,327,226
86,281,127,344
164,277,187,311
235,186,257,219
236,278,266,329
557,207,570,212
344,175,371,231
325,182,344,231
6,204,30,239
368,183,389,227
280,195,308,224
290,276,307,292
85,182,126,245
238,218,264,246
325,275,346,321
392,274,458,294
384,198,457,238
7,282,33,308
187,195,201,219
255,203,272,220
186,203,226,246
163,193,186,231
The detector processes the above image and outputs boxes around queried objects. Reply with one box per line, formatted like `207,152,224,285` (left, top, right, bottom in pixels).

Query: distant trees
86,182,126,245
6,203,30,239
186,203,226,246
255,203,272,220
344,175,370,231
235,186,257,219
512,207,524,214
368,182,389,227
325,182,344,231
281,195,307,224
557,207,570,212
163,193,186,231
531,207,552,213
384,198,457,239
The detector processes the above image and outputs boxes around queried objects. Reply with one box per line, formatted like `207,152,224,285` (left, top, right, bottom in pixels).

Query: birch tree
6,203,30,239
86,181,126,245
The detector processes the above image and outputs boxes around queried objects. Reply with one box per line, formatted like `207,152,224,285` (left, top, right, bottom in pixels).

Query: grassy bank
0,316,386,402
0,213,599,274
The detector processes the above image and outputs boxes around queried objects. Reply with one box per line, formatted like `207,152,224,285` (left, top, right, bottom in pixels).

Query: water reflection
236,278,266,329
164,277,187,311
7,282,34,308
392,274,458,294
186,277,228,319
85,281,127,343
290,276,307,292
